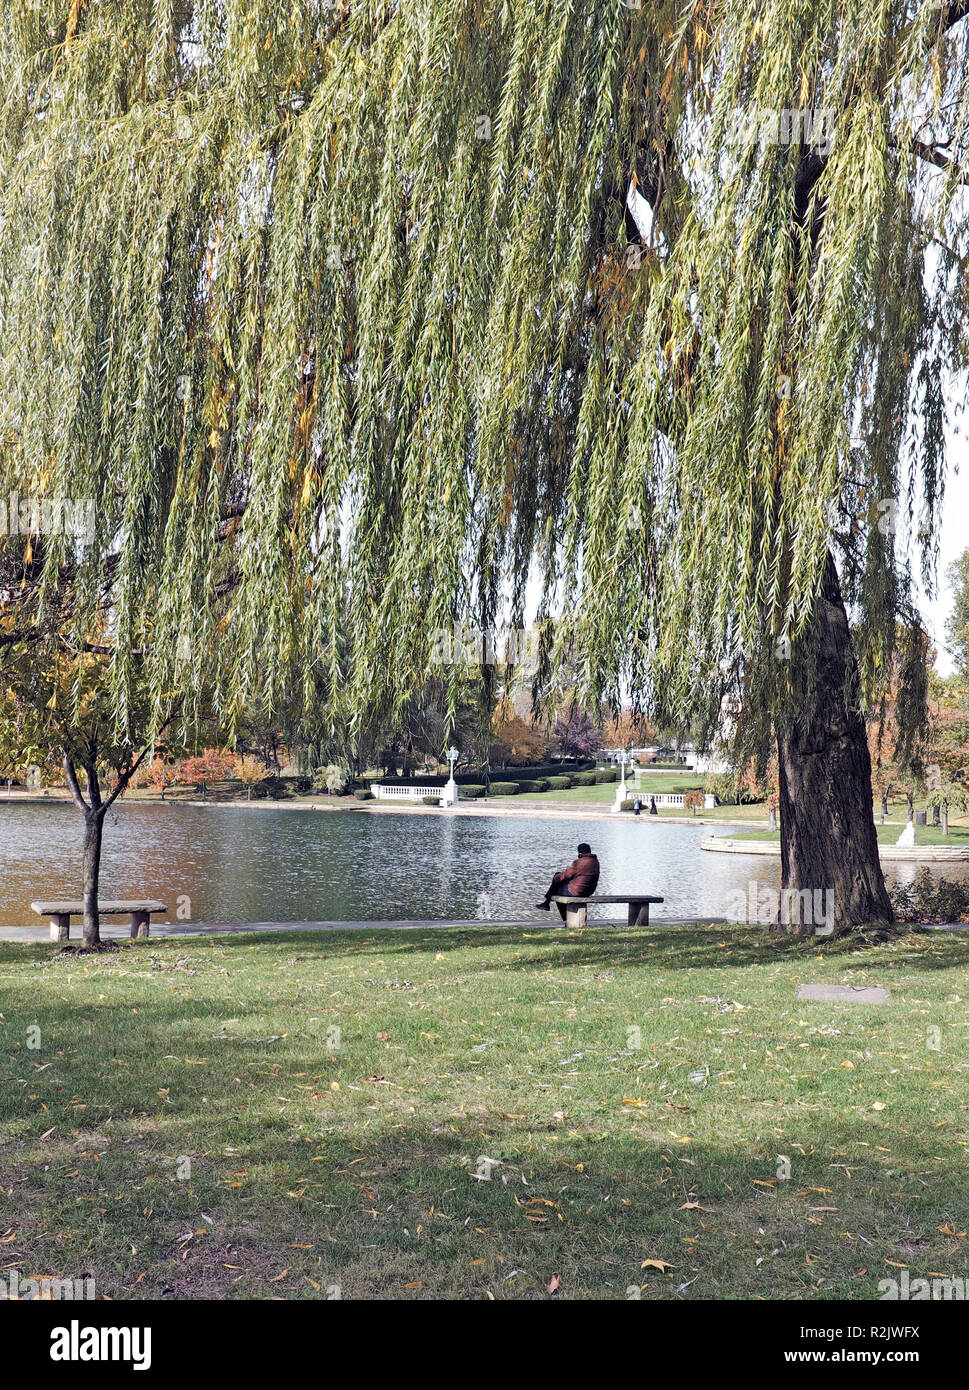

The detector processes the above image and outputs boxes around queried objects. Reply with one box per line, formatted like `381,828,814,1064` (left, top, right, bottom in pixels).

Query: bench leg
129,911,151,939
565,903,587,928
49,914,70,942
628,901,650,927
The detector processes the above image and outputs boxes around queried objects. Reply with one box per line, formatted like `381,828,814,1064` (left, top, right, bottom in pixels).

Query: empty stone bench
31,900,168,941
549,893,664,927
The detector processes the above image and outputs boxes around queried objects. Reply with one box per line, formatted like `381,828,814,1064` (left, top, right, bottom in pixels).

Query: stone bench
549,893,664,927
31,900,168,941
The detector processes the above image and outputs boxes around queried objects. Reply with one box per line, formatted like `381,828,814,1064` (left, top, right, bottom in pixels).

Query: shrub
571,772,596,786
258,775,290,798
354,789,374,801
706,771,739,805
460,784,486,799
545,775,573,790
516,779,550,794
594,769,618,784
620,799,635,812
891,869,969,923
488,782,520,796
421,795,441,806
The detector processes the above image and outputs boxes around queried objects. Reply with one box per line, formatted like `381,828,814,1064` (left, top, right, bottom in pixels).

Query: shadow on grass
0,1039,962,1300
2,932,968,1299
4,922,969,976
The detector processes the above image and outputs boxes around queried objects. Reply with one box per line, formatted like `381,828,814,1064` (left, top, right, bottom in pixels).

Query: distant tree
489,706,549,766
600,710,654,752
130,755,180,798
312,763,347,799
551,709,601,761
181,749,234,799
233,754,266,800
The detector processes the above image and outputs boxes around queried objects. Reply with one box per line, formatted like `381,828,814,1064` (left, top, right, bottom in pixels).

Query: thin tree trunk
776,551,892,934
82,810,104,946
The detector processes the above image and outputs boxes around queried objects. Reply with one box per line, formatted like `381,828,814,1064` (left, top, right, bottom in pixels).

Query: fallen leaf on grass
641,1258,674,1272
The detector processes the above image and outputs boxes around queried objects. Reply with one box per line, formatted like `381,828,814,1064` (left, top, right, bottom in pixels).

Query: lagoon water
0,802,955,928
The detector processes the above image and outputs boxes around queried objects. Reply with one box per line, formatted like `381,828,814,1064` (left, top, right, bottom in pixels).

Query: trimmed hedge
460,785,486,799
619,799,635,812
378,775,446,787
492,761,595,782
488,782,520,796
374,761,596,789
354,789,374,800
571,772,596,786
516,778,550,794
545,775,573,790
422,795,441,806
594,769,619,783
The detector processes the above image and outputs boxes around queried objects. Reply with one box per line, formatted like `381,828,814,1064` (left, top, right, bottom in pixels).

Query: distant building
631,742,729,775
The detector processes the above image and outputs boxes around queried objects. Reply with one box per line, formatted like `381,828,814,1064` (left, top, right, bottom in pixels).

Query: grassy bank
728,825,969,846
2,923,968,1300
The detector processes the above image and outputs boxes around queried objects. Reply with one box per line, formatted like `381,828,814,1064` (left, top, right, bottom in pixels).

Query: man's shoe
535,901,551,911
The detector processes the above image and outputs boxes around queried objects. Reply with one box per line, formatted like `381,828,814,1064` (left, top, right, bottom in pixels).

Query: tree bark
776,551,893,934
82,809,105,946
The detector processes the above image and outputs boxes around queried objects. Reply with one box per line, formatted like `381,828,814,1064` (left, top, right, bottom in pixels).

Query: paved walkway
1,788,757,828
0,916,726,944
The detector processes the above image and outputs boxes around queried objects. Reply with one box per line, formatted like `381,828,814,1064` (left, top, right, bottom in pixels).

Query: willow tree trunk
82,810,105,946
776,551,893,934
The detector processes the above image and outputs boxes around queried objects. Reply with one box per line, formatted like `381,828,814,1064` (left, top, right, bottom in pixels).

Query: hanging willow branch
1,0,967,747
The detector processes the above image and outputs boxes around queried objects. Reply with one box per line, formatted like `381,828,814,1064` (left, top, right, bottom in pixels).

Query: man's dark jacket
552,853,600,898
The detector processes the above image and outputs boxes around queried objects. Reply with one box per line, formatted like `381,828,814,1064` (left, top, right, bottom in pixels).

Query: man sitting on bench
536,842,600,919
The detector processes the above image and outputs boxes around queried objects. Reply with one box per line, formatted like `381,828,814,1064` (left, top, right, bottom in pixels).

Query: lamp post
613,747,632,812
442,745,460,807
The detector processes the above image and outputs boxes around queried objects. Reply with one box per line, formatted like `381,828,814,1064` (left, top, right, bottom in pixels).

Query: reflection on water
0,803,964,927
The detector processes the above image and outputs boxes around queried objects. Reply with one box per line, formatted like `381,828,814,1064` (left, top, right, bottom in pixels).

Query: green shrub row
354,789,374,800
545,775,573,790
488,782,520,796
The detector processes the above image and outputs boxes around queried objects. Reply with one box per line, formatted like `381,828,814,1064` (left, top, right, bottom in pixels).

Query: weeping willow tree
2,0,969,931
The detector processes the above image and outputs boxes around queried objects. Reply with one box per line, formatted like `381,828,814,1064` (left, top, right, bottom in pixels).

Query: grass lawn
486,777,770,818
2,923,969,1300
729,825,969,846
